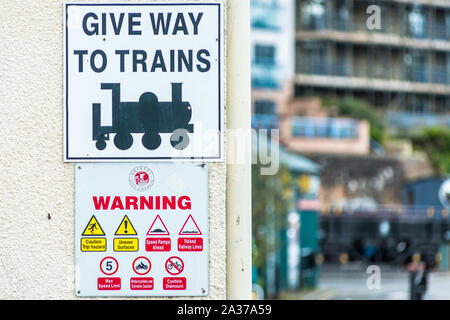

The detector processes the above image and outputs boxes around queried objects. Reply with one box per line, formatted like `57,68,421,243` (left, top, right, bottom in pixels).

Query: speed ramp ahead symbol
165,256,184,275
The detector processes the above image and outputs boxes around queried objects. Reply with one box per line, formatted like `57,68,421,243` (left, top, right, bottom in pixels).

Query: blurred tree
412,126,450,174
322,98,387,142
252,163,293,294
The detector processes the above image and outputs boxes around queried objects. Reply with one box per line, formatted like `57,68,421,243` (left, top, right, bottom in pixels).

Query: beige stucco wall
0,0,226,299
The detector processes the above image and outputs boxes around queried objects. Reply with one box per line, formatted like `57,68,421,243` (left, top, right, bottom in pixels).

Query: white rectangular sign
64,2,224,161
75,163,209,296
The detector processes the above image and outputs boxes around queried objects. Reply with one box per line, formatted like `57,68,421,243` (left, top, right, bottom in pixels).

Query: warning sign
179,215,202,235
147,215,170,236
178,238,203,252
114,238,139,252
145,238,171,252
132,256,151,276
165,256,184,275
115,215,137,235
100,256,119,275
75,162,209,297
82,215,105,236
81,238,107,252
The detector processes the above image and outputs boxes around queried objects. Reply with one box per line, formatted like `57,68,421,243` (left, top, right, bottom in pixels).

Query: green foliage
323,98,387,142
412,126,450,174
252,164,293,287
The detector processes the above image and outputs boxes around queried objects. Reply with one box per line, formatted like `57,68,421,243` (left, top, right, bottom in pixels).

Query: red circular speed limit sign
165,256,184,275
100,256,119,275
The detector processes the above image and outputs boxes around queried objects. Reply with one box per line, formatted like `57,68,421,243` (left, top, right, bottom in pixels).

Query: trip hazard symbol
165,256,184,275
178,215,202,235
115,215,137,235
82,215,105,236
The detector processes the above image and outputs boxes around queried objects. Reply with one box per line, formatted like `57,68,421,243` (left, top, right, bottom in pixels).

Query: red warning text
92,195,191,210
163,277,186,290
177,237,203,251
97,277,121,290
130,277,154,290
145,238,171,251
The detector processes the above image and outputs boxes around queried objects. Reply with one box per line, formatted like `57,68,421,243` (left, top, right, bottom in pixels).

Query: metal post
226,0,252,299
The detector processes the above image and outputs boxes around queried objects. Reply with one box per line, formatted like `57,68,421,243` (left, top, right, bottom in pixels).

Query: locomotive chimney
171,82,182,104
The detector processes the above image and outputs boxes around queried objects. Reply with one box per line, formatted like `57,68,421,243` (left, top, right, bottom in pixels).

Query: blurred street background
250,0,450,300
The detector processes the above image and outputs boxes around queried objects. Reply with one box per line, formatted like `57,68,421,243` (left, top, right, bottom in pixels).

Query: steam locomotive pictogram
92,83,193,151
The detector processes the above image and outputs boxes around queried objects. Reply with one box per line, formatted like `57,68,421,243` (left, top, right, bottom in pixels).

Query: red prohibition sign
132,256,151,275
165,256,184,275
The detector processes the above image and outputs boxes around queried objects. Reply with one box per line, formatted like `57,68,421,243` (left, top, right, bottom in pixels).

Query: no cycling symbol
165,256,184,275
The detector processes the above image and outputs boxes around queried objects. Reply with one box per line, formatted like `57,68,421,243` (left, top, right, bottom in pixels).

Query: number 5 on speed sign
100,257,119,275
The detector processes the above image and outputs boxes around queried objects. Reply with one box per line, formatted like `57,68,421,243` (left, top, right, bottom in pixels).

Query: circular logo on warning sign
129,166,154,191
165,256,184,275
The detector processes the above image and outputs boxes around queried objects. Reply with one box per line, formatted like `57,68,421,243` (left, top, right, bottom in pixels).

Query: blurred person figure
407,253,427,300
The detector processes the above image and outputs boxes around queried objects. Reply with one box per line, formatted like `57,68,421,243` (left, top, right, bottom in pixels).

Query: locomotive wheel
142,132,161,150
95,139,107,150
114,132,133,150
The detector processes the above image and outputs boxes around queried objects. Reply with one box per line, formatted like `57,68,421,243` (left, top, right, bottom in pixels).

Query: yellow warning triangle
82,215,105,236
115,215,137,235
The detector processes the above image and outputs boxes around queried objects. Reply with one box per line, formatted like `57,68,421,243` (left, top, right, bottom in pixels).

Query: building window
406,94,428,114
404,52,427,83
407,6,427,38
254,44,276,65
407,190,415,206
301,0,326,30
252,100,278,130
334,0,349,30
254,100,276,114
300,42,326,75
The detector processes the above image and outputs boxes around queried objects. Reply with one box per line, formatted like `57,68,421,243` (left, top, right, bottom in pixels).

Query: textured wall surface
0,0,226,299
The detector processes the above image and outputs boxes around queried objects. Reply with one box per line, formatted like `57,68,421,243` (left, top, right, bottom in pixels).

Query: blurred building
251,0,372,156
251,0,294,131
295,0,450,134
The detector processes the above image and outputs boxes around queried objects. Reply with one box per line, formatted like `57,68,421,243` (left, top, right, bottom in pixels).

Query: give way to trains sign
63,2,224,161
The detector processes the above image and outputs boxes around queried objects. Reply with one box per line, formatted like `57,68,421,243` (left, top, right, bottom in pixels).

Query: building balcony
297,59,450,84
295,28,450,52
294,72,450,96
387,110,450,133
280,116,370,155
291,116,359,139
297,62,350,77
